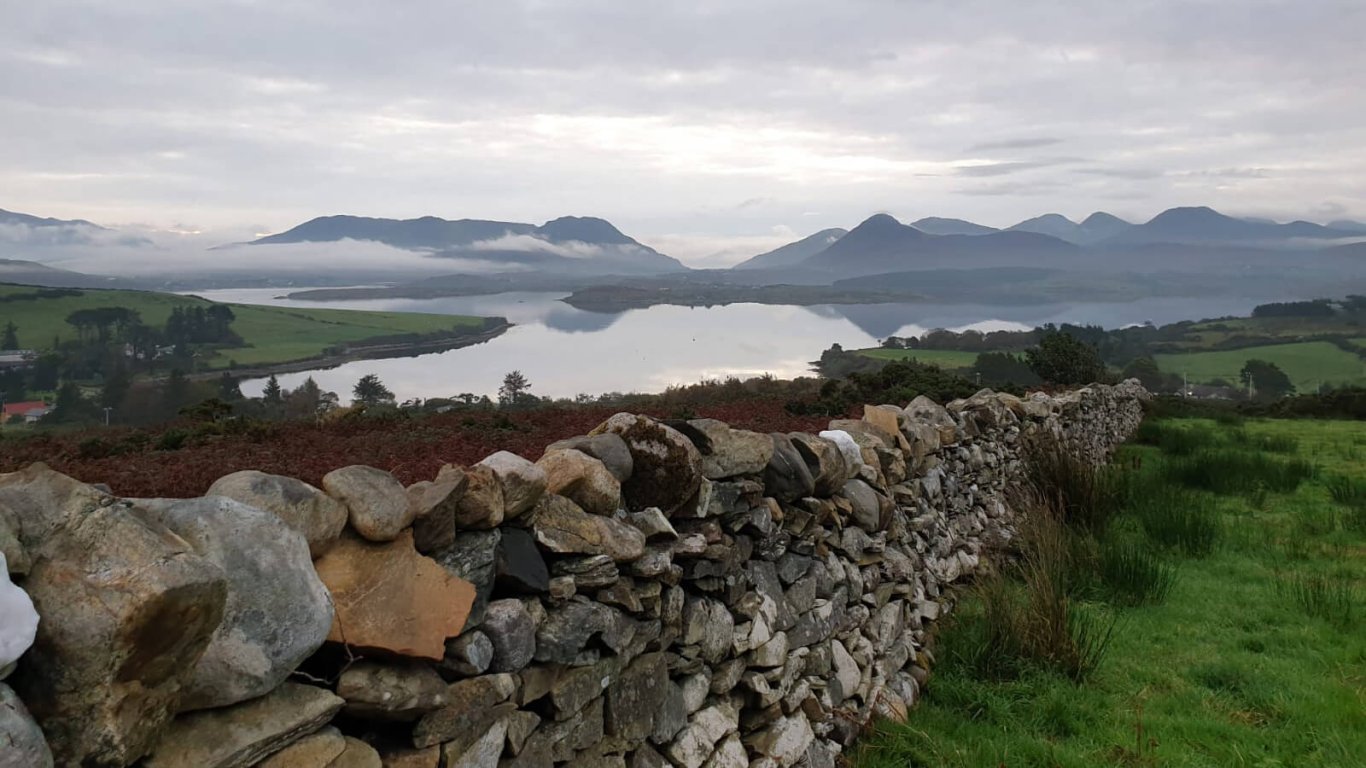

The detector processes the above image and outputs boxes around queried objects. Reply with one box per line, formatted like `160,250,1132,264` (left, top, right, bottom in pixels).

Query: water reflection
189,289,1271,401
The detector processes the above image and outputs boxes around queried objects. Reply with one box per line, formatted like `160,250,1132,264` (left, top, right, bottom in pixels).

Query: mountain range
249,214,686,275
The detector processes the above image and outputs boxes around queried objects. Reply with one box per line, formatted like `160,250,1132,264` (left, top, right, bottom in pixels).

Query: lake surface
190,289,1275,401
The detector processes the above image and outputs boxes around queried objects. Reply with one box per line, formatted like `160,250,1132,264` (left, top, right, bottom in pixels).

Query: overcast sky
4,0,1365,265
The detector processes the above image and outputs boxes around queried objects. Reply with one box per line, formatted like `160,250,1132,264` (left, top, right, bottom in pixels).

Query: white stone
830,640,860,704
666,704,738,768
0,553,37,679
744,714,814,767
701,733,748,768
817,430,863,470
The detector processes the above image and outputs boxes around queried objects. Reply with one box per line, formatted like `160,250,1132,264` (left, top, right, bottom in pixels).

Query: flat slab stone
314,531,475,661
144,682,344,768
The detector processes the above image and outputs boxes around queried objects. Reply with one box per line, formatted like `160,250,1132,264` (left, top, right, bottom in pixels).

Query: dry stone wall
0,381,1148,768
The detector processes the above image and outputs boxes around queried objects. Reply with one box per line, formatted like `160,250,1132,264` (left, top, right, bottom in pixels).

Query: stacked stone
0,381,1147,768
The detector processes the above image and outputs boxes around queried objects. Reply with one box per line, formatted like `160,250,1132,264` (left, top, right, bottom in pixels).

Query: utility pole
103,407,112,427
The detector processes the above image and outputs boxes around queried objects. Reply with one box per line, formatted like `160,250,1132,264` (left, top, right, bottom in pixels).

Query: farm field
854,417,1366,767
0,283,492,369
1155,341,1366,392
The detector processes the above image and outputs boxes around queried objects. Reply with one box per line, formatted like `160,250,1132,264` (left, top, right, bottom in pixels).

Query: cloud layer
3,0,1364,266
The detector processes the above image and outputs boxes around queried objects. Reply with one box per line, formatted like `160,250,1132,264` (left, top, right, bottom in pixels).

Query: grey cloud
953,158,1086,177
967,137,1064,152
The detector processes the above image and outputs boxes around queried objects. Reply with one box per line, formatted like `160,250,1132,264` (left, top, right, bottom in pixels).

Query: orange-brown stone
314,530,475,660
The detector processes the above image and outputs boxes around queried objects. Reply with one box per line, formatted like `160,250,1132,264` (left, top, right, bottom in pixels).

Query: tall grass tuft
1166,449,1314,496
1020,439,1127,535
1275,573,1359,627
1229,429,1299,454
1132,420,1218,456
1097,540,1178,606
1127,482,1222,556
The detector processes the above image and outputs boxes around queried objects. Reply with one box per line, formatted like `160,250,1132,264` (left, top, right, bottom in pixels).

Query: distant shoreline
179,321,513,382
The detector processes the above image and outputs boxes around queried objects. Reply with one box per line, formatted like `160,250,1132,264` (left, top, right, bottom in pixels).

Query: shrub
1019,440,1126,535
155,428,189,451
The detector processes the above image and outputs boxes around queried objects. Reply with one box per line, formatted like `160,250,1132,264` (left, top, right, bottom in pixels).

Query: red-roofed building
3,401,50,424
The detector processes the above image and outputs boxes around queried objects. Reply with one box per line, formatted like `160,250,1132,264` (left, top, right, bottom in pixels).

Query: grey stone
787,434,851,497
839,479,882,531
431,529,500,627
0,683,52,768
321,465,414,542
143,682,343,768
743,714,813,767
483,599,536,673
255,726,345,767
504,710,541,755
496,527,550,594
650,679,688,746
337,662,449,721
606,653,668,740
681,596,734,664
441,631,493,677
451,464,506,530
703,733,748,768
443,715,508,768
133,497,333,711
206,470,348,558
663,703,737,768
535,598,622,664
407,472,466,553
626,507,678,540
0,463,113,553
538,450,622,516
533,495,645,562
547,433,635,483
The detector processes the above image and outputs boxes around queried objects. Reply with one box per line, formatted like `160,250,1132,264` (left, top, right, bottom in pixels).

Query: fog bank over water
192,290,1273,401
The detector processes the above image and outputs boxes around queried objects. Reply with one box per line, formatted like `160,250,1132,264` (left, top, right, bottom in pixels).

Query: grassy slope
854,418,1366,768
1155,341,1366,391
858,348,980,368
0,284,487,368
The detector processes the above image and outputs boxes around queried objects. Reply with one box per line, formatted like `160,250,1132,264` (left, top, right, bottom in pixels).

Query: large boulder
313,530,475,661
143,682,344,768
0,682,52,768
0,554,37,679
546,434,634,483
322,465,414,542
0,463,113,552
0,504,28,577
591,414,702,515
11,504,227,767
476,451,547,520
133,497,334,711
205,471,347,557
675,419,775,479
537,450,622,516
905,395,957,444
532,494,645,562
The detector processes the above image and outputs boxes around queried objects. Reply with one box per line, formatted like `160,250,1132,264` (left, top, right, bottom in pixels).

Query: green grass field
1155,341,1366,392
858,348,980,369
0,284,489,368
853,418,1366,767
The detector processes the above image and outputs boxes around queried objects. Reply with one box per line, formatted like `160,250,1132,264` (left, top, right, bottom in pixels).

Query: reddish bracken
0,402,830,498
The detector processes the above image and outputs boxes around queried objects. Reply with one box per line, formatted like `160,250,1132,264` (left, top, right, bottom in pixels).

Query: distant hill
796,214,1078,277
731,228,847,270
1077,212,1133,242
909,217,999,236
1003,211,1132,244
0,259,131,289
0,207,104,230
1007,213,1080,241
1102,206,1359,246
1327,219,1366,234
251,214,687,274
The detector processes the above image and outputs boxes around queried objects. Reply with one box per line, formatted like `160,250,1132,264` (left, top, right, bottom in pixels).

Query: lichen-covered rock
591,413,702,515
254,725,345,767
905,395,957,444
547,433,635,483
322,465,414,542
676,419,775,479
664,703,737,768
412,673,517,748
143,682,343,768
12,504,227,767
606,653,668,741
0,504,29,577
206,470,347,557
0,553,37,680
0,682,52,768
431,530,500,628
788,433,851,497
451,464,506,529
440,630,493,678
538,450,623,516
337,662,450,721
477,451,547,519
533,494,645,562
0,463,113,552
313,530,475,661
764,434,815,503
133,496,333,711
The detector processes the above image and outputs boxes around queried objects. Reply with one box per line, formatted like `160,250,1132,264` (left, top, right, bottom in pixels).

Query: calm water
190,289,1272,401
